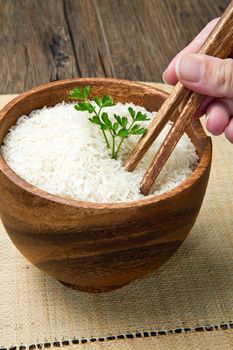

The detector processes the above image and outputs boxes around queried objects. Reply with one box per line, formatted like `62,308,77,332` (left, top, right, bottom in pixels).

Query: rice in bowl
1,102,198,203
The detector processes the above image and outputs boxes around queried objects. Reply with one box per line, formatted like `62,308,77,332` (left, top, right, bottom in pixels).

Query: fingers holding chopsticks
163,18,233,143
163,18,220,85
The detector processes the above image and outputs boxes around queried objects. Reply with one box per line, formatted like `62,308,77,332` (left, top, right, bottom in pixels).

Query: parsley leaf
69,86,149,159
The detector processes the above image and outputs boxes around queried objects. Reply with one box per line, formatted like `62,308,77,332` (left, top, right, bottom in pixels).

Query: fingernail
162,71,169,84
175,54,205,82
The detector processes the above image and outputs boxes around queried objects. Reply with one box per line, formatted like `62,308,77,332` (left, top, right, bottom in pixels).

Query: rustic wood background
0,0,229,94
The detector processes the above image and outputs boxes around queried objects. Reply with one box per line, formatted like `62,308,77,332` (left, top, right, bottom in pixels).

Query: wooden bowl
0,78,212,293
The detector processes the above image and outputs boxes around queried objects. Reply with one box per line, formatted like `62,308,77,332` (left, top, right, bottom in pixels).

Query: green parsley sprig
69,86,149,160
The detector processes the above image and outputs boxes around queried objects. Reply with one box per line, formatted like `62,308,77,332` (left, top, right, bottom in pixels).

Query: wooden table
0,0,228,93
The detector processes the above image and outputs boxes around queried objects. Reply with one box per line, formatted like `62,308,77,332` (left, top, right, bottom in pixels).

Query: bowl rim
0,78,212,209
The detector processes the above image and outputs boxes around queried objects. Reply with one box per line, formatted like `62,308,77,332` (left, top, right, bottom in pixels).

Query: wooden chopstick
124,0,233,195
140,91,204,194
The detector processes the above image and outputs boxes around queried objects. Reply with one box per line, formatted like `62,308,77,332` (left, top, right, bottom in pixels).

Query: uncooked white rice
1,102,198,203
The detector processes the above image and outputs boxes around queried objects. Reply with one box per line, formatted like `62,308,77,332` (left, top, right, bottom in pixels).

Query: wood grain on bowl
0,78,212,292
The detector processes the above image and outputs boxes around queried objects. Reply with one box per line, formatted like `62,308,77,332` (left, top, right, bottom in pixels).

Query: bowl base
58,280,124,293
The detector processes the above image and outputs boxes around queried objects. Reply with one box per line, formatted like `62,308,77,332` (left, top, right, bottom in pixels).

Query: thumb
175,54,233,98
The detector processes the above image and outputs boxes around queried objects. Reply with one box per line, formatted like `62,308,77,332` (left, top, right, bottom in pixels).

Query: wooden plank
64,0,116,77
0,0,78,93
92,0,229,82
0,0,228,93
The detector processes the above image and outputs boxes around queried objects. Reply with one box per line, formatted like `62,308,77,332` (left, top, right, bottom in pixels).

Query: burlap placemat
0,83,233,350
66,330,233,350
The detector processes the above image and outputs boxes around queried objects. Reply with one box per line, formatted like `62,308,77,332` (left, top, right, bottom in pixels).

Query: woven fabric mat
0,83,233,350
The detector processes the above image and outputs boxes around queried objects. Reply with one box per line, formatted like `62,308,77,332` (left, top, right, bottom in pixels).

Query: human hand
163,18,233,143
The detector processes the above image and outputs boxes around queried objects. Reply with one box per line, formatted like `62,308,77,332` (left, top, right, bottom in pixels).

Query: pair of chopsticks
124,1,233,196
